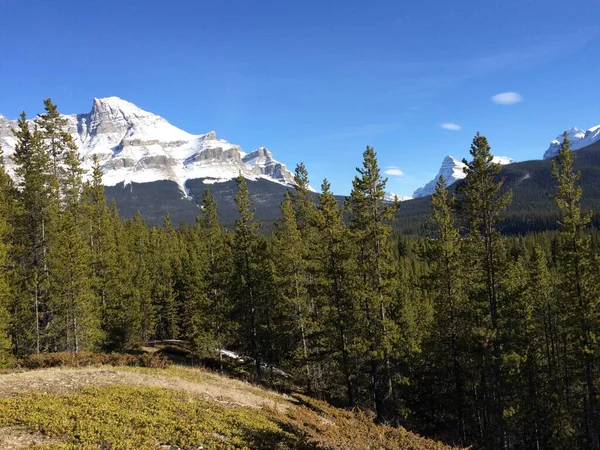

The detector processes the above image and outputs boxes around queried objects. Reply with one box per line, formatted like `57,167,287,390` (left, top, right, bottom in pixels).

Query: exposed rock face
242,147,295,185
0,97,296,191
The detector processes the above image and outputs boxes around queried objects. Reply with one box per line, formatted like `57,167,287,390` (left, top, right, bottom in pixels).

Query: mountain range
1,97,599,230
0,97,295,193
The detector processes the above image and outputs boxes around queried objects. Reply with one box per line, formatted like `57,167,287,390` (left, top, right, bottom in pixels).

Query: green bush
0,385,293,449
17,352,170,370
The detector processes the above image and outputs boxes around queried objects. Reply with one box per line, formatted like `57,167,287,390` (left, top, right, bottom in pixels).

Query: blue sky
1,0,599,196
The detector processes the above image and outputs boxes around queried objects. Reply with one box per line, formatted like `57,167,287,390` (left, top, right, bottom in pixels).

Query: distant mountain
385,192,412,202
0,97,296,191
399,139,600,235
413,154,517,198
544,125,600,159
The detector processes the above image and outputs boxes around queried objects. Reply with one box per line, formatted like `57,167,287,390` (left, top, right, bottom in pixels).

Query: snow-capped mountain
543,125,600,159
0,97,295,191
385,192,412,202
413,154,517,198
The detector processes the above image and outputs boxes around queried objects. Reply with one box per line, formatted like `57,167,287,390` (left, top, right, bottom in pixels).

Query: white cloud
491,92,523,105
385,166,404,177
441,122,461,131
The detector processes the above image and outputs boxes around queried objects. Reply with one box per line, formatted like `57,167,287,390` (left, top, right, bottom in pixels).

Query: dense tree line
1,101,599,449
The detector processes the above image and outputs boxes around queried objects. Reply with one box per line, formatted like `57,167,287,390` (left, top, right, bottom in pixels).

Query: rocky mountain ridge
0,97,295,192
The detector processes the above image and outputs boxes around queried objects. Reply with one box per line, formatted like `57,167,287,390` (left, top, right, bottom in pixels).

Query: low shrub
0,385,294,449
17,351,170,370
270,394,460,450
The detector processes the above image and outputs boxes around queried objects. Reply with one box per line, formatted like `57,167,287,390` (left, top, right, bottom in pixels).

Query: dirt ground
0,426,57,449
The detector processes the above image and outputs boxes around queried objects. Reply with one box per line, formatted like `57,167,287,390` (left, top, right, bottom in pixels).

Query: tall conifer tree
0,146,14,366
346,146,399,421
11,112,54,354
457,132,512,448
551,132,600,449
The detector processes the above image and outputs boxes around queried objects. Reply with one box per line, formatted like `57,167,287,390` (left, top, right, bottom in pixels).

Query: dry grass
0,366,289,410
0,363,462,449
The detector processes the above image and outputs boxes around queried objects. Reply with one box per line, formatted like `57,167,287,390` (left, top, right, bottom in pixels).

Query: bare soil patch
0,426,57,449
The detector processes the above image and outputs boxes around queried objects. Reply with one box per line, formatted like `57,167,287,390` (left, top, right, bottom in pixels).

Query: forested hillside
1,100,600,449
398,139,600,235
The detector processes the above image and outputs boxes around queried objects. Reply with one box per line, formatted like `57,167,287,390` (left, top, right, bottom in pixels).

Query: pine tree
150,214,180,341
11,112,54,354
81,157,126,350
425,176,468,444
35,98,78,192
315,179,357,405
128,212,155,344
103,204,141,350
231,175,276,379
178,222,212,356
551,132,600,449
346,146,399,421
524,245,570,447
457,132,512,448
48,211,101,352
195,188,233,364
0,146,15,367
273,191,313,389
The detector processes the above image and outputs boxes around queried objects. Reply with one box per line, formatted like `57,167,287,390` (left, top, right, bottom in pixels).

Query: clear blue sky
1,0,599,196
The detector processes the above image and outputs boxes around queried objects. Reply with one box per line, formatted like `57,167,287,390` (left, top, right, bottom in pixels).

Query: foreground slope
0,363,458,450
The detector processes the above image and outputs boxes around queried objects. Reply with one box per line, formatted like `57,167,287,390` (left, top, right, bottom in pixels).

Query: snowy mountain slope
0,97,295,191
544,125,600,159
385,192,412,202
412,154,517,198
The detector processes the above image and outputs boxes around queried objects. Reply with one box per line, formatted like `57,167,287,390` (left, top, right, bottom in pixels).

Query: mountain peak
544,125,600,159
90,97,154,119
413,153,516,198
0,97,297,190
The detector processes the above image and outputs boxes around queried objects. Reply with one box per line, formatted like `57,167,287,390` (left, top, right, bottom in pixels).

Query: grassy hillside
0,357,459,450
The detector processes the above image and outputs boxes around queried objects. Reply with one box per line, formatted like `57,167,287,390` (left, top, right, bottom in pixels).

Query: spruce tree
178,221,212,356
290,163,324,392
231,175,276,379
11,112,54,354
35,99,78,210
315,178,357,405
457,132,512,448
0,146,14,366
128,212,155,344
273,191,313,389
48,211,101,352
149,214,180,341
425,176,468,444
103,204,141,350
551,132,600,449
195,188,233,364
346,146,399,421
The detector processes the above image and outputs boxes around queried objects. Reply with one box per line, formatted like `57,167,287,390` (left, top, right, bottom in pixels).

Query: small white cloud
441,123,461,131
385,166,404,177
491,91,523,105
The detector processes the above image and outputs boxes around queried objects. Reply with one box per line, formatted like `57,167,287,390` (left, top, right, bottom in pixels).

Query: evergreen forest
2,100,600,449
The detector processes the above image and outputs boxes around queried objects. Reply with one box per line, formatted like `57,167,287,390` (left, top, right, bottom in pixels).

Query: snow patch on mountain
385,192,412,202
0,97,296,191
544,125,600,159
413,154,517,198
